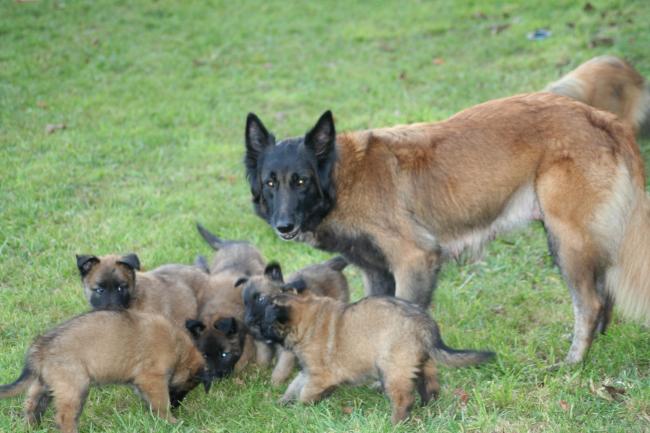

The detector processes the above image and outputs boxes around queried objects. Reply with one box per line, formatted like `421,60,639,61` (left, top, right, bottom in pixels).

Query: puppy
188,225,270,374
184,271,256,379
242,258,349,384
196,222,266,276
259,294,494,424
76,253,199,329
0,310,208,433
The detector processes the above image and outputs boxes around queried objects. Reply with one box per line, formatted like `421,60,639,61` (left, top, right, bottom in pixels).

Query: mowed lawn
1,1,649,432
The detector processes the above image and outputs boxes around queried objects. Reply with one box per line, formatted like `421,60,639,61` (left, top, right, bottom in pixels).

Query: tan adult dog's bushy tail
545,55,650,136
606,188,650,326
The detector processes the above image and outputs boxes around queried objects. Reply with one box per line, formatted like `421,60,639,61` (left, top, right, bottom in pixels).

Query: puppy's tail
325,256,348,272
431,340,495,368
196,222,224,250
0,366,35,398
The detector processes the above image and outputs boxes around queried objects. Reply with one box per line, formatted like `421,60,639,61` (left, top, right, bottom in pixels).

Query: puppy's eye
256,295,266,304
94,287,104,294
117,285,127,292
221,352,230,358
296,178,306,187
265,179,275,188
203,354,208,360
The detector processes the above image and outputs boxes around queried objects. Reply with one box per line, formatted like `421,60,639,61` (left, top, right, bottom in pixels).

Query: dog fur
244,92,650,363
545,55,650,136
242,258,349,384
258,293,493,424
0,310,207,433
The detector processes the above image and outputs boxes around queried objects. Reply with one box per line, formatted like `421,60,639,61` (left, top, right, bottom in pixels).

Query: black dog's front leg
360,266,396,297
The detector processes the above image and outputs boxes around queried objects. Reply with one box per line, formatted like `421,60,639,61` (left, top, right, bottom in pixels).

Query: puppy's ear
117,253,141,271
214,317,238,336
264,262,284,282
305,110,336,162
282,278,307,294
326,256,348,271
185,319,206,338
194,255,210,273
76,254,99,277
234,277,248,288
196,222,224,251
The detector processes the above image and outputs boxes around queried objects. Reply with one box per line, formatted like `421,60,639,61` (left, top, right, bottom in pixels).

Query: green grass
1,0,649,432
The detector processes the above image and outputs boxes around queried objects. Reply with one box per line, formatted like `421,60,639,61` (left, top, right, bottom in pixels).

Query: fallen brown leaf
341,406,353,415
453,388,469,406
491,23,511,35
45,123,66,134
432,57,445,65
559,400,570,411
36,100,48,109
588,36,614,48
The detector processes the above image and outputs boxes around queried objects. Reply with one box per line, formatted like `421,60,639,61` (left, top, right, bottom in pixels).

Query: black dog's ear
185,319,206,338
214,317,238,336
305,110,336,162
282,278,307,294
117,253,141,271
234,277,248,288
76,254,99,277
264,262,284,282
245,113,275,161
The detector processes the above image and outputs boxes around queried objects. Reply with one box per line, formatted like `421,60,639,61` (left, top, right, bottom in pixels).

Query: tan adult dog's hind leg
537,160,611,363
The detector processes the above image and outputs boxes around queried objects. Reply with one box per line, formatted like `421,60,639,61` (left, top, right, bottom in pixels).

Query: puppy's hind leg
416,358,440,406
383,369,416,425
49,378,89,433
24,379,50,427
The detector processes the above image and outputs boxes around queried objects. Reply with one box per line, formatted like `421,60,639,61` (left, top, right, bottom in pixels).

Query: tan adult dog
259,294,493,424
244,92,650,363
546,55,650,136
0,310,207,433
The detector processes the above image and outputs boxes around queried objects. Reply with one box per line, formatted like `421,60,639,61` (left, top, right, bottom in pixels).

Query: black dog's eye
297,177,308,187
256,295,266,304
221,352,230,359
93,286,104,294
265,179,275,188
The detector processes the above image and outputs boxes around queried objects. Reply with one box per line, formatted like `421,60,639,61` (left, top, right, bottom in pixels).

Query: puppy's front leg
298,376,332,405
271,348,296,385
280,371,307,405
254,341,273,367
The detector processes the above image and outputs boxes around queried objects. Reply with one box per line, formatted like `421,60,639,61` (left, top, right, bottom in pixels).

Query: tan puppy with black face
242,259,349,384
0,310,207,433
191,223,269,372
258,294,494,424
76,253,198,329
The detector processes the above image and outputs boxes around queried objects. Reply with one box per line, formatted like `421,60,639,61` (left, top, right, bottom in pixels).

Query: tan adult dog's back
546,55,650,135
